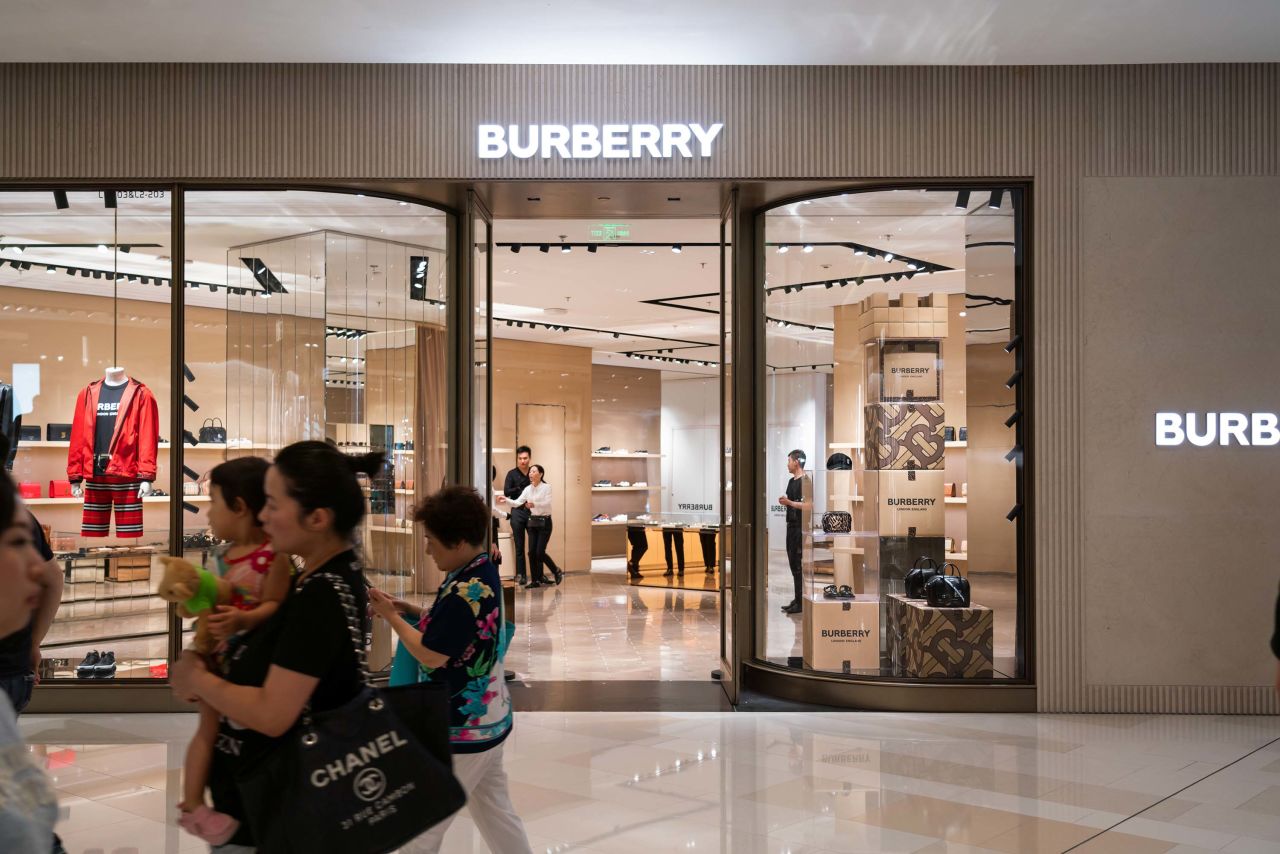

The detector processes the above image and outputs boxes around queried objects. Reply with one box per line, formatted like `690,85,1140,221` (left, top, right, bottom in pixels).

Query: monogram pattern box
862,470,946,538
886,593,994,678
864,402,946,470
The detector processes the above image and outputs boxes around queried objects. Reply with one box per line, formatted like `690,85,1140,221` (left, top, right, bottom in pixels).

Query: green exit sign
589,223,631,242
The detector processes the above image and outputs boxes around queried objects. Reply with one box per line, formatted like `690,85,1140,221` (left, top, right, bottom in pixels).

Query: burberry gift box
864,402,946,471
862,470,946,538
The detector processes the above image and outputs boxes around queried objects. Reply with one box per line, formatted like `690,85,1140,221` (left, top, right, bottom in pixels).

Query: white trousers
401,742,532,854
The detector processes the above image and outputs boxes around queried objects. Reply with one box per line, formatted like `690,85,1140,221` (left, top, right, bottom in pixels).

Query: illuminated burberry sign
478,123,724,160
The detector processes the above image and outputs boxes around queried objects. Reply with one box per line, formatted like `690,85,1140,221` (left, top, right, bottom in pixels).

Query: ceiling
2,1,1277,63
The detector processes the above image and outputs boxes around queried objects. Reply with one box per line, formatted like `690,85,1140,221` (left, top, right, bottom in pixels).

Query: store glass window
182,191,450,668
760,187,1025,680
2,189,173,681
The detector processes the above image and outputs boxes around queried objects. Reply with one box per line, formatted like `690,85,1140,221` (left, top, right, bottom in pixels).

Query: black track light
538,245,549,253
183,430,200,447
1003,334,1022,353
1006,504,1022,521
104,191,117,209
1004,410,1021,428
955,190,970,210
510,245,521,254
613,332,620,339
182,464,199,481
1005,369,1022,389
824,282,833,289
505,320,513,326
988,189,1005,210
53,190,68,210
561,244,571,254
881,274,891,283
182,394,199,412
1005,445,1023,463
671,244,682,254
587,244,597,254
120,245,131,253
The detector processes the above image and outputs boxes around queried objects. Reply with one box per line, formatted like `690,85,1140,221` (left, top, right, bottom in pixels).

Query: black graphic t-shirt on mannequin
94,383,126,473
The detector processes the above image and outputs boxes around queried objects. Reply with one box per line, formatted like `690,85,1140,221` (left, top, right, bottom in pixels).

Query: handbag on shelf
49,480,72,498
18,482,41,499
820,511,851,534
235,570,464,854
924,563,970,608
18,425,41,442
197,418,227,444
46,423,72,442
904,556,941,600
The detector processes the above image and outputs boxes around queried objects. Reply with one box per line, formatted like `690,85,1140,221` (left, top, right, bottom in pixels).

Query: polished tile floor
18,711,1280,853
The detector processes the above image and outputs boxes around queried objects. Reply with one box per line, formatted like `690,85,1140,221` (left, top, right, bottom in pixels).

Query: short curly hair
413,485,488,547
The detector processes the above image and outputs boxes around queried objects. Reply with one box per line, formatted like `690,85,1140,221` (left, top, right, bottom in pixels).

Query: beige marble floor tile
978,817,1102,853
1237,783,1280,816
1070,831,1179,853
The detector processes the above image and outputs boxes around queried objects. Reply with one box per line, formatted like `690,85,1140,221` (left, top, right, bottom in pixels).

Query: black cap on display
826,453,853,471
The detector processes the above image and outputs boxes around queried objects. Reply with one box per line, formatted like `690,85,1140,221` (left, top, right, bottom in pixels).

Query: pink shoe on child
178,804,240,846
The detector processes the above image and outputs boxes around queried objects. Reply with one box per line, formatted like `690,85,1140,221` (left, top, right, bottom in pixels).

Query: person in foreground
0,468,60,853
370,485,532,854
171,441,382,852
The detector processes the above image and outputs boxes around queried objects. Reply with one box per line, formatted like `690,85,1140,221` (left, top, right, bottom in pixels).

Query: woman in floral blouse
369,485,531,854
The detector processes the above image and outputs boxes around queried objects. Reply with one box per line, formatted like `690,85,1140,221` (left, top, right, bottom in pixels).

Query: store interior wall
660,375,719,520
591,365,661,558
491,337,592,572
1081,176,1280,705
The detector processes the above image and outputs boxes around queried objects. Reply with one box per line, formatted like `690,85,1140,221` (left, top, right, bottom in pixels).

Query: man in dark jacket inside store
503,445,561,586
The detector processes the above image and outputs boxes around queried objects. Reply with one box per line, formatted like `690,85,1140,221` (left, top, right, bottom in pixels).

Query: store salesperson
778,449,811,616
502,445,561,586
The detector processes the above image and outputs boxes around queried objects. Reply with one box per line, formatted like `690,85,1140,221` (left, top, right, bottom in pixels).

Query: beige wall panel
492,338,592,572
3,63,1278,711
1081,177,1280,714
590,364,662,557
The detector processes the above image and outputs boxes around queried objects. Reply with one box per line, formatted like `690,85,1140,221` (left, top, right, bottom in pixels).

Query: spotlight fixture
853,247,865,256
1005,445,1022,463
97,244,108,254
504,320,513,326
955,190,970,209
988,189,1005,209
881,274,891,283
671,245,682,254
824,282,833,289
587,244,597,254
104,191,117,209
1006,504,1022,521
884,252,895,262
1003,334,1022,353
802,244,814,253
612,332,620,339
9,246,22,256
1005,369,1023,388
1005,411,1021,428
538,245,549,253
45,266,54,274
958,310,967,317
510,245,521,254
561,244,571,254
907,263,917,271
777,245,789,254
183,430,200,447
53,191,68,210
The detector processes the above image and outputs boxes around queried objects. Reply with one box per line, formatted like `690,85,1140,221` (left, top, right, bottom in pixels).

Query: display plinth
885,593,993,678
802,596,880,673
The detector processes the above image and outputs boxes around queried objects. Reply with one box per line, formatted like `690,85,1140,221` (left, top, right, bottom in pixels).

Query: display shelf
588,453,665,460
828,495,864,503
945,441,968,449
590,519,630,526
20,440,231,451
946,552,968,561
945,497,967,504
591,485,660,492
827,442,865,450
832,546,865,555
368,525,413,535
27,495,212,506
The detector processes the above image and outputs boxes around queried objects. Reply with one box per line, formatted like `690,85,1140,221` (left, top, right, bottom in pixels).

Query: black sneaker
76,651,100,678
779,600,797,613
783,601,802,615
94,651,117,678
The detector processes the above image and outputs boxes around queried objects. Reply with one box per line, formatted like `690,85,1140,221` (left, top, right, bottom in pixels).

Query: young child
177,456,292,845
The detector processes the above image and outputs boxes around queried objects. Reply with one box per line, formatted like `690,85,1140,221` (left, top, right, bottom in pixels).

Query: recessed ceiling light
959,311,968,317
802,244,814,253
777,245,789,254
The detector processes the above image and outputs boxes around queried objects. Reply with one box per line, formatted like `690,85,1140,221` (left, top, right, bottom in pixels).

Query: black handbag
821,511,851,534
235,571,465,854
46,423,72,442
18,425,41,442
924,563,970,607
904,556,941,599
198,418,227,444
527,515,549,529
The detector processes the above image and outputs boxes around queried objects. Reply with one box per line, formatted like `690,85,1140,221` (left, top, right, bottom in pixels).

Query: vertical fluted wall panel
1,63,1276,712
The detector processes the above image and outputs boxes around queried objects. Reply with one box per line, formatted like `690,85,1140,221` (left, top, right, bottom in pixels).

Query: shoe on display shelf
613,448,630,455
95,651,117,678
611,513,627,522
617,481,632,487
75,651,101,678
592,514,610,523
633,481,647,487
594,446,611,454
593,480,613,487
633,449,649,454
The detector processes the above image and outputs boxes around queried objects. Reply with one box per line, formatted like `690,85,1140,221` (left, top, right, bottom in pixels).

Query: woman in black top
171,441,384,850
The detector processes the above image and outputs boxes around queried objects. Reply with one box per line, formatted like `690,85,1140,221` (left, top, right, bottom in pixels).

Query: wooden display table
885,593,993,678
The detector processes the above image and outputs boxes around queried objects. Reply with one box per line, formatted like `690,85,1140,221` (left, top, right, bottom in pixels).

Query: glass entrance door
719,189,739,703
468,191,494,525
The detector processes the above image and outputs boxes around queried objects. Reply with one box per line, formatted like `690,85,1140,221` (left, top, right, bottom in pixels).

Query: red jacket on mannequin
67,378,160,483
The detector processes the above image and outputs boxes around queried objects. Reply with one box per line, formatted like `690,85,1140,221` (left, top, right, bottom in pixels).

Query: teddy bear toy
157,556,232,656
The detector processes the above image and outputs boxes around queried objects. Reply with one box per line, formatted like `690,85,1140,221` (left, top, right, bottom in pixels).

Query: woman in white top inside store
499,464,562,588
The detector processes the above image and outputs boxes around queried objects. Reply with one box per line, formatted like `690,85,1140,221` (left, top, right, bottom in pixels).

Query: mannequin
71,368,152,499
67,367,160,537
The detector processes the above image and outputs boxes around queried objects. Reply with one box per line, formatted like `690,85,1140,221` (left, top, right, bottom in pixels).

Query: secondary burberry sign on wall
478,123,724,160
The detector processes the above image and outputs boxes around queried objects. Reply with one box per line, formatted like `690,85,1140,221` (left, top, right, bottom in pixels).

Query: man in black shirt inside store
503,445,561,586
778,449,811,616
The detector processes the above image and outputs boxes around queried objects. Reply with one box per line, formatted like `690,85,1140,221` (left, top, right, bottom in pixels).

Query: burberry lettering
822,629,872,638
478,123,724,160
886,498,936,506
